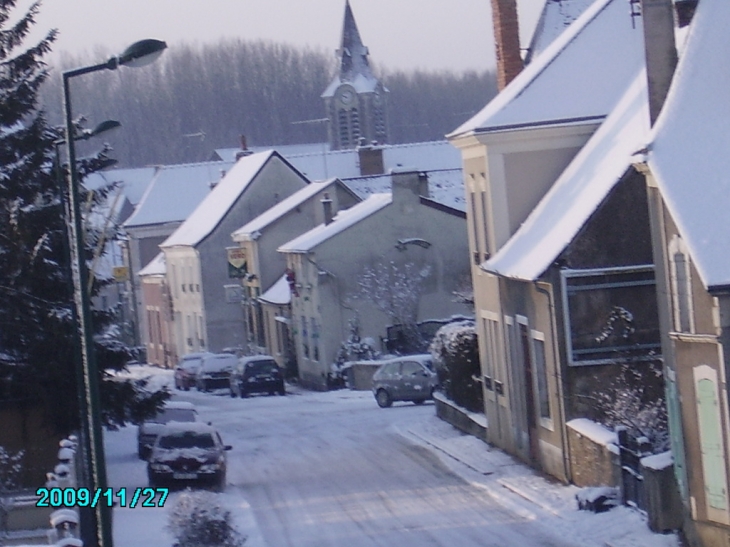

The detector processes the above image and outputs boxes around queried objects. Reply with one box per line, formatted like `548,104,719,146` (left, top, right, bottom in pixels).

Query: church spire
323,1,389,151
338,0,373,82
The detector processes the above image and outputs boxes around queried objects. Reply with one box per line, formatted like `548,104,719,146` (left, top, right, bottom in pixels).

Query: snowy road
105,366,679,547
106,378,572,547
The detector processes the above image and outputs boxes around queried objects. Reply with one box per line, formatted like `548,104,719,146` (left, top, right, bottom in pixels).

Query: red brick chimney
491,0,523,90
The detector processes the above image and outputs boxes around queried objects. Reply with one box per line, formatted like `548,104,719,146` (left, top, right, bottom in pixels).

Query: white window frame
668,234,695,334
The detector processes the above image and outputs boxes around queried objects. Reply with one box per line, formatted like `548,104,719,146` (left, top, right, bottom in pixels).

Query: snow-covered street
106,367,679,547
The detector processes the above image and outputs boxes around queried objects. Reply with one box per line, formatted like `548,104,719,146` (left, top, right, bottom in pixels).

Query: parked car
195,353,237,392
174,353,212,390
137,401,198,459
371,354,438,408
147,422,231,491
229,355,286,398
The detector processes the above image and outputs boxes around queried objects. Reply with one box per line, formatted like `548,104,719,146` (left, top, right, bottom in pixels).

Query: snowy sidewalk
398,412,680,547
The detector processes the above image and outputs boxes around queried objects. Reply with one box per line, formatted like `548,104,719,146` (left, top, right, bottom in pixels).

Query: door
401,361,428,399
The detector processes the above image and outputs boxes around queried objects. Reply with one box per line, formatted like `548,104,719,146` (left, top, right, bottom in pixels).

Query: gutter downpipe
534,279,572,484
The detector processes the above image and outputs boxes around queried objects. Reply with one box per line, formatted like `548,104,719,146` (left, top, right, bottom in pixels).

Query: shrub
168,490,246,547
429,321,483,412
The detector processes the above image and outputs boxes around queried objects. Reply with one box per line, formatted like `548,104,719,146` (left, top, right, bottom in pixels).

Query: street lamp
63,39,166,547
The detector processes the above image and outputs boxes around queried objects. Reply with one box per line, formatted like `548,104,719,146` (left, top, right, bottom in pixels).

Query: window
470,189,481,264
480,190,490,259
561,266,661,365
401,361,422,377
532,333,551,421
311,317,319,362
669,235,694,333
301,317,309,359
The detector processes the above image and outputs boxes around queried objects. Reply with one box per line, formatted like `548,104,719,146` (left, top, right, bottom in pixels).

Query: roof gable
648,0,730,289
278,193,392,253
450,0,644,136
160,151,275,248
484,71,649,281
232,178,358,239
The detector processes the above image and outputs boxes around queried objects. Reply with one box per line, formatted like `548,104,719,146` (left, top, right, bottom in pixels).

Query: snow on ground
107,365,678,547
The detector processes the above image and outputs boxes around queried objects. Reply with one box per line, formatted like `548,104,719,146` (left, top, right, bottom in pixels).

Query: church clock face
338,88,355,106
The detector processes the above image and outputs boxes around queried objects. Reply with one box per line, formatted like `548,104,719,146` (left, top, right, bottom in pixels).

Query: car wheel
413,399,425,405
183,383,190,392
229,388,237,398
376,389,392,408
239,384,248,398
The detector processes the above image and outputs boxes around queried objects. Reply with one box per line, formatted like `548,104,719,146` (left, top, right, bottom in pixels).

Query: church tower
322,1,389,151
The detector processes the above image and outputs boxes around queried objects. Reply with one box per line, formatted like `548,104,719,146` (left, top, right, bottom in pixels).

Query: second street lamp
63,39,166,547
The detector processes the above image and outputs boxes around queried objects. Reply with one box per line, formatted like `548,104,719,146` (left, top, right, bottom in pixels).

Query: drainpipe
534,280,572,484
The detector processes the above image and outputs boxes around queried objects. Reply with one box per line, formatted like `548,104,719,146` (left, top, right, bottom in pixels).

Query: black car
147,422,231,491
195,353,237,392
229,355,285,398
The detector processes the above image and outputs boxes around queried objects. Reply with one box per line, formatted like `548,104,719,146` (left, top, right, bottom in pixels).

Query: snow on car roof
159,421,217,434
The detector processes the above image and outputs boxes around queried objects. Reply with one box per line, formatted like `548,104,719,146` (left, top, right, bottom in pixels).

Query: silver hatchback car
371,354,438,408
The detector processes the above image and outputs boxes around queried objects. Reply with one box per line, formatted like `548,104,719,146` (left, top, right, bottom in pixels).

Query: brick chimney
491,0,523,90
357,142,385,176
235,134,254,161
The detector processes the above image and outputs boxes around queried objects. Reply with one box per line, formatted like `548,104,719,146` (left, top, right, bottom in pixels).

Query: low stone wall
566,419,619,488
434,393,487,442
345,362,383,391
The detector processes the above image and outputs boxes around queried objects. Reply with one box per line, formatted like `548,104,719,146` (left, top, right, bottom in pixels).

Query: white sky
29,0,544,73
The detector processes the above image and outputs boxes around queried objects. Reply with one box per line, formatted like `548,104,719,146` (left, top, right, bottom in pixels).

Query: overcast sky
29,0,544,73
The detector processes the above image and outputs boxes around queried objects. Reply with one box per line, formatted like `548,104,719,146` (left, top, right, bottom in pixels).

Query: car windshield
202,356,236,372
180,359,202,372
246,361,278,375
154,408,196,423
158,432,215,449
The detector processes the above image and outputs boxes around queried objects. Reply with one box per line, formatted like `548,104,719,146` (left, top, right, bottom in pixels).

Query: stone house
636,1,730,542
278,169,469,390
230,178,361,364
447,0,648,481
159,151,308,356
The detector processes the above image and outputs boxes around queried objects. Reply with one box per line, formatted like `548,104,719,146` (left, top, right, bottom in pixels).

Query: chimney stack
491,0,523,90
321,193,334,225
641,0,678,125
235,134,254,160
357,143,385,176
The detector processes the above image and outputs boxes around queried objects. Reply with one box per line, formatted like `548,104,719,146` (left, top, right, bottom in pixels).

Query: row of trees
39,40,497,167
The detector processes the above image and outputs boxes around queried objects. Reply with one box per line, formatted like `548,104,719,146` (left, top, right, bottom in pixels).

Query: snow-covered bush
330,317,381,387
168,490,245,547
429,321,483,412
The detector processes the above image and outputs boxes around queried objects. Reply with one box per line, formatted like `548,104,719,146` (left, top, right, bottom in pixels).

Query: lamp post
63,39,166,547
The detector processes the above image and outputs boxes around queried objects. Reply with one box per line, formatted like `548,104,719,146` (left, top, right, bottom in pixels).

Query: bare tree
355,261,431,351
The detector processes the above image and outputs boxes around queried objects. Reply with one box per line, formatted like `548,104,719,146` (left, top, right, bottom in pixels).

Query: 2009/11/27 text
36,487,169,508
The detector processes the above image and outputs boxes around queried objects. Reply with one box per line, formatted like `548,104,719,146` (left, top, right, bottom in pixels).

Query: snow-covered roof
160,151,274,248
84,166,158,206
232,179,347,241
212,141,461,182
139,252,166,277
647,0,730,290
449,0,644,137
525,0,594,64
278,193,392,253
123,160,233,228
484,70,649,281
259,274,291,306
342,168,465,212
212,143,328,163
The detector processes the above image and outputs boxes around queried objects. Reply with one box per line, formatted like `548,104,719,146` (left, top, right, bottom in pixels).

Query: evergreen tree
0,0,168,438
